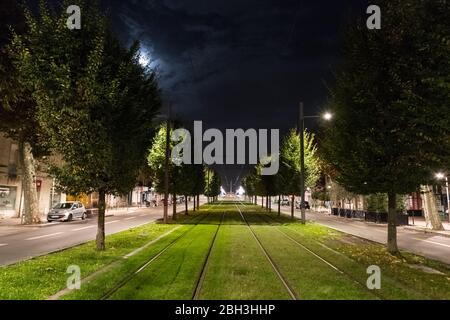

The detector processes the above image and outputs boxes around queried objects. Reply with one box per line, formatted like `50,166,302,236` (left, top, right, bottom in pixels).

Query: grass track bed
198,211,291,300
1,201,449,300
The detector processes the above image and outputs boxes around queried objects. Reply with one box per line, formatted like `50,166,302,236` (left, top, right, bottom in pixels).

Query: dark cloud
104,0,368,185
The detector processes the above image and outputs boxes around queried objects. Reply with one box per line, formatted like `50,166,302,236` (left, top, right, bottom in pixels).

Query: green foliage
204,167,221,197
148,123,176,194
148,124,206,197
0,0,49,157
312,190,330,202
277,129,321,195
242,129,321,197
9,0,161,196
323,0,450,196
366,193,407,213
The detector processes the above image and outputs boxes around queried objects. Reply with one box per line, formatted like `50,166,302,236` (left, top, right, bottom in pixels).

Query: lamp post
163,104,172,224
436,172,450,223
298,102,333,224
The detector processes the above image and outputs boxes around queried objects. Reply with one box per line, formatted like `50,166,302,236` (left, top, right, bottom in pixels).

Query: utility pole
163,104,171,224
207,169,210,203
446,177,450,223
299,102,306,224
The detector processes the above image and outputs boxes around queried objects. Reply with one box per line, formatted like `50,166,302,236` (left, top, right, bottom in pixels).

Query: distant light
436,172,446,180
236,186,245,196
323,112,333,121
327,185,332,189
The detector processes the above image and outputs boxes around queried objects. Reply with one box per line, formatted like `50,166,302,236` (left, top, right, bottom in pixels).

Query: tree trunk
421,185,444,230
96,190,106,251
387,192,399,254
172,193,177,220
291,195,294,219
278,195,281,216
19,141,41,224
185,195,188,215
193,196,196,212
197,194,200,210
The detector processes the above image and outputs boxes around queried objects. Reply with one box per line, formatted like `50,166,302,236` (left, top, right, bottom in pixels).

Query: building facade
0,134,65,219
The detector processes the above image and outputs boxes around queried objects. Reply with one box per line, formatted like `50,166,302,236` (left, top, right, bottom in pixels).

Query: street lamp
298,102,333,224
435,172,450,223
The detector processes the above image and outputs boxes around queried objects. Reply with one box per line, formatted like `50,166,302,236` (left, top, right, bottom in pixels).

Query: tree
323,0,450,253
11,0,161,249
421,185,444,231
242,170,258,204
278,129,321,218
204,168,221,201
148,123,178,218
0,0,49,224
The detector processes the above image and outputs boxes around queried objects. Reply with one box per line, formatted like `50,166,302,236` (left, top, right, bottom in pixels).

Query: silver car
47,201,87,222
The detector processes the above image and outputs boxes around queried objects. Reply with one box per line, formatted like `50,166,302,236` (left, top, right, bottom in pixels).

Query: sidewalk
254,197,450,238
309,210,450,238
403,217,450,238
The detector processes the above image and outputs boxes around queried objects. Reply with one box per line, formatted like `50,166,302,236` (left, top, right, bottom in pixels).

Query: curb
403,226,450,238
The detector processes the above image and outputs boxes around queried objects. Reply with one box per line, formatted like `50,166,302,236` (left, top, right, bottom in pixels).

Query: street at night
0,0,449,316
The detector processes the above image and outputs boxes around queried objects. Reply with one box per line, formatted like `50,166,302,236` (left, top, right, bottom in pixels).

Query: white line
25,232,63,241
0,244,8,247
106,220,120,225
72,225,96,231
413,238,450,248
139,214,147,217
124,217,137,221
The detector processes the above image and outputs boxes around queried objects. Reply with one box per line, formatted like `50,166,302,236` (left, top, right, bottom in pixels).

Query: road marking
72,225,96,231
25,232,63,241
124,217,137,221
106,220,120,225
139,214,147,217
0,243,8,247
413,238,450,248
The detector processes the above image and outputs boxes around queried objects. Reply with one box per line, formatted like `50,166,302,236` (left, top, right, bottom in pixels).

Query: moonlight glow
139,51,150,67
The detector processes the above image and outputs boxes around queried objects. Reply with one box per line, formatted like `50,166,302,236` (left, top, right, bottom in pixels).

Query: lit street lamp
298,102,333,224
435,172,450,223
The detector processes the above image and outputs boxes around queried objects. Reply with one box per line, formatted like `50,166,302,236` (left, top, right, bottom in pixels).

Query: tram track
244,203,386,300
192,211,225,300
100,204,219,300
234,203,299,300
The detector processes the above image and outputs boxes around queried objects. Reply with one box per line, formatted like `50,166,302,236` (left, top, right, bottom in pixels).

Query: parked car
161,197,172,205
47,201,87,222
176,196,185,204
280,198,290,206
145,199,158,207
295,200,310,210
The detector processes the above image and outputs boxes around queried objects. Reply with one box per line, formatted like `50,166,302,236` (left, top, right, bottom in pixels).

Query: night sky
102,0,368,186
38,0,367,187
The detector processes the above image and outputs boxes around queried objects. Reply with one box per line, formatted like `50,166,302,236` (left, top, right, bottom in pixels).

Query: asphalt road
278,206,450,264
0,201,201,266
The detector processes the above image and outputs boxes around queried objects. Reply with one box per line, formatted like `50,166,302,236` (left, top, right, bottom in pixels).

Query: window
0,186,17,211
